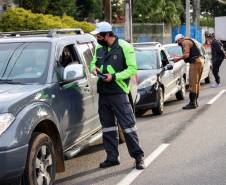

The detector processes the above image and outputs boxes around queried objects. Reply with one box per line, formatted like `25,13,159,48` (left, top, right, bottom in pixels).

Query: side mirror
63,64,84,82
164,64,173,71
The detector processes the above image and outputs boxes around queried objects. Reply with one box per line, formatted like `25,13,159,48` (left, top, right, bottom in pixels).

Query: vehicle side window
55,44,86,82
60,45,79,68
88,42,95,55
160,50,169,67
76,43,93,67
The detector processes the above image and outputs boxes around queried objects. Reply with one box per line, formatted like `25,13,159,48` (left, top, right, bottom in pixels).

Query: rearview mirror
63,64,84,82
164,64,173,71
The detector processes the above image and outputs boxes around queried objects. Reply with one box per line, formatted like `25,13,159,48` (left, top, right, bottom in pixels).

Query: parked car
133,42,186,116
0,29,132,185
163,43,212,85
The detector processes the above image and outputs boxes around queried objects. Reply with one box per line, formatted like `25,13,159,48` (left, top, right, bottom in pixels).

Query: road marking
116,143,170,185
207,90,226,105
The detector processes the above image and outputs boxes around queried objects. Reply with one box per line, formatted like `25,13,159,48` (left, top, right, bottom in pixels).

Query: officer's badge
113,55,117,60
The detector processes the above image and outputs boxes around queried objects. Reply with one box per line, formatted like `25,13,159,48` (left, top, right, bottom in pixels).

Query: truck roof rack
0,28,84,38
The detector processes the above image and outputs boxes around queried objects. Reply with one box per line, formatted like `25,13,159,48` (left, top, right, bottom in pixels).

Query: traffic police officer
174,34,204,109
90,22,145,170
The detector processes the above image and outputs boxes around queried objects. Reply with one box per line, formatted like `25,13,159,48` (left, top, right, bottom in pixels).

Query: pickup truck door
54,44,95,149
75,42,101,133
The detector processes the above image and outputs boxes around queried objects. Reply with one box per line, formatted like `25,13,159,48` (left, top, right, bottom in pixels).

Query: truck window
60,45,79,68
160,50,169,67
1,42,51,84
76,43,93,67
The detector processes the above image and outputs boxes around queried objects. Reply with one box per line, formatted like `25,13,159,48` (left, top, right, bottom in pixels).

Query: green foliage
75,0,102,21
0,8,95,32
132,0,184,25
14,0,51,13
201,0,226,17
200,16,214,27
112,0,124,22
46,0,77,17
14,0,77,17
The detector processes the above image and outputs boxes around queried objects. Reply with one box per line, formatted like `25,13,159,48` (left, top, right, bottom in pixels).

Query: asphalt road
56,60,226,185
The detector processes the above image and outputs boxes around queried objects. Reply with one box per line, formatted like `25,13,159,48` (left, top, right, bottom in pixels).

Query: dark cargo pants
212,59,223,84
98,94,144,161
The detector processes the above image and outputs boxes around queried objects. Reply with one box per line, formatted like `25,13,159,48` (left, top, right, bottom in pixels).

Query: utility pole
192,0,200,27
185,0,190,37
103,0,112,23
124,0,132,43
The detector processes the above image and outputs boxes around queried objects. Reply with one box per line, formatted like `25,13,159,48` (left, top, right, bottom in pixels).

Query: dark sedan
134,43,186,116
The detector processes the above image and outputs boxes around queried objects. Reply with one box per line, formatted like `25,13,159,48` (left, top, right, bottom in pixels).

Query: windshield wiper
0,79,25,84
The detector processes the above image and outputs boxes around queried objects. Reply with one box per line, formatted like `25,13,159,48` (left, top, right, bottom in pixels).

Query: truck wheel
22,132,56,185
176,78,186,100
152,88,164,115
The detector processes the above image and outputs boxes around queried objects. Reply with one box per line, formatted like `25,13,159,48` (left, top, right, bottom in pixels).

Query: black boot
183,92,197,109
135,156,145,170
196,92,199,107
100,159,120,168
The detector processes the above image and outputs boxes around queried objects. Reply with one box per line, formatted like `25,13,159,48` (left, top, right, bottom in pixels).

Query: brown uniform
183,39,204,94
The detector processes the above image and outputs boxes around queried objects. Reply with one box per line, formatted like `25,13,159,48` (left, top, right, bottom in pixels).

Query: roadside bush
0,8,95,32
200,16,214,27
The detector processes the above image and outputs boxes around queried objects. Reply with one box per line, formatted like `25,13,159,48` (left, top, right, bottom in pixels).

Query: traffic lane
56,97,208,184
55,98,197,185
55,87,221,184
133,89,226,185
55,62,226,185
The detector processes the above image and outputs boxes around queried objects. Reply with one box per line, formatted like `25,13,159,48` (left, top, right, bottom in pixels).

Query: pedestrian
206,34,225,88
90,21,145,170
203,31,212,58
173,34,204,109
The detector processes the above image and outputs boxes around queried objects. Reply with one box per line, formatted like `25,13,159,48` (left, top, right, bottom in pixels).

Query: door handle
84,85,91,92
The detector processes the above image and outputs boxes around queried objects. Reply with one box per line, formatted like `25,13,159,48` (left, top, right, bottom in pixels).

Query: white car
163,43,211,85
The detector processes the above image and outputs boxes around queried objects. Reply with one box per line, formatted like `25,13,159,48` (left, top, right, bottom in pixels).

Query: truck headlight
0,113,15,136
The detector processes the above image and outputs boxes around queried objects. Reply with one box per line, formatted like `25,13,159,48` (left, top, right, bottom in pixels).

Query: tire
135,109,147,117
21,132,56,185
152,88,164,115
176,78,186,100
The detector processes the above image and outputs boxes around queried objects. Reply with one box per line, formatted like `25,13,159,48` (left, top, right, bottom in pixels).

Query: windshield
165,45,183,58
135,49,158,70
0,42,51,84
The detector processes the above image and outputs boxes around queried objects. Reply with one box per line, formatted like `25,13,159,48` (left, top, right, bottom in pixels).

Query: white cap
175,34,184,42
90,21,112,35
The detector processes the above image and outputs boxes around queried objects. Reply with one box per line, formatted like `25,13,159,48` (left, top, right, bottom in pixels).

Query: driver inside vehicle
61,47,73,67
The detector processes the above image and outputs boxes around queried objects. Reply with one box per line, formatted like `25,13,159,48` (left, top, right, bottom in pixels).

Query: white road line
116,143,170,185
207,90,226,105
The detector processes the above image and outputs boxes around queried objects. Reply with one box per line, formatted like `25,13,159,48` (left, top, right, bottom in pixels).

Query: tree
14,0,50,13
201,0,226,16
46,0,77,17
14,0,77,17
192,0,201,26
112,0,124,23
76,0,102,22
132,0,184,25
